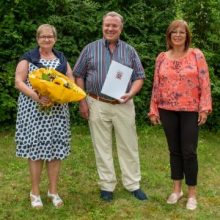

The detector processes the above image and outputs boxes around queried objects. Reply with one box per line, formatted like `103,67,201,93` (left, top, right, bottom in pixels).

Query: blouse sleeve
148,52,165,117
194,49,212,113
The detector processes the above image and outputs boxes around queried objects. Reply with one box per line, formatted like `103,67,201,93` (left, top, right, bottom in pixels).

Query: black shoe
100,190,113,202
131,189,148,201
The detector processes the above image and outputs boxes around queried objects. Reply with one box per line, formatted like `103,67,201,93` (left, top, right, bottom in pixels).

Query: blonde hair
103,11,124,28
166,20,191,51
36,24,57,39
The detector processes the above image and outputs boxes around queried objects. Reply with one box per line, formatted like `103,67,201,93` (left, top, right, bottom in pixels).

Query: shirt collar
102,38,120,48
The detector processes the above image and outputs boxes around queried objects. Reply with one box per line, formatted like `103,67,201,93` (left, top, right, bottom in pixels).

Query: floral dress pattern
16,58,71,161
149,48,212,117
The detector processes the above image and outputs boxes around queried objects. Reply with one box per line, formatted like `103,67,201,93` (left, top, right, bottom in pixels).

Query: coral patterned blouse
149,48,212,117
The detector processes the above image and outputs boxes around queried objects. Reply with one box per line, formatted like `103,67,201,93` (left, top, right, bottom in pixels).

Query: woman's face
170,25,186,48
37,27,56,50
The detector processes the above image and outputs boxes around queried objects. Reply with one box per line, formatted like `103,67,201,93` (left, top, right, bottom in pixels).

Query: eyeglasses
171,31,186,36
38,35,55,40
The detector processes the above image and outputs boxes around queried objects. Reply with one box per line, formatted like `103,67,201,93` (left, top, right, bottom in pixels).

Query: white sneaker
186,197,197,210
167,191,183,204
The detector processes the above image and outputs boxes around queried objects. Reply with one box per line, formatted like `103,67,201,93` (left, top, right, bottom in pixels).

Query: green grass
0,125,220,220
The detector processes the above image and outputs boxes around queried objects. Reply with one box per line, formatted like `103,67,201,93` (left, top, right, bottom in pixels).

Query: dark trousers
159,109,199,186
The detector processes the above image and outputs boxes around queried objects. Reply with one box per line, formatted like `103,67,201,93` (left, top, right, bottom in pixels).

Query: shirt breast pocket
87,55,97,71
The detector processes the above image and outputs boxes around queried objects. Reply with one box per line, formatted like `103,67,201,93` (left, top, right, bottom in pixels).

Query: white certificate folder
101,60,133,100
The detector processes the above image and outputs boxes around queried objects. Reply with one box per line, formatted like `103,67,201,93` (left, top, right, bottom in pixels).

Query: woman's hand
149,115,161,125
198,111,208,126
38,95,53,107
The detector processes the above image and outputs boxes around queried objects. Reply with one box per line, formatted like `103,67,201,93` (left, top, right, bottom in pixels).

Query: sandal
167,191,183,204
186,197,197,210
30,192,43,209
47,191,63,207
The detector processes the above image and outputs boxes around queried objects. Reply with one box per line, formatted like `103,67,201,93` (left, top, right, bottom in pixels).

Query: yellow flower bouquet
29,68,86,104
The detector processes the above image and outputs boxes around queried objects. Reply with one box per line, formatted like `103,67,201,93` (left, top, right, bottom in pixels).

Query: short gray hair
103,11,124,28
36,24,57,39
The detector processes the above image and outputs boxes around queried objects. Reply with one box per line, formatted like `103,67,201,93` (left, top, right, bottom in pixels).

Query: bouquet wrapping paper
29,68,86,103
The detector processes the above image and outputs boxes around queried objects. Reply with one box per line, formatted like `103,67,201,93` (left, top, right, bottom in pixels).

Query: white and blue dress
15,58,71,161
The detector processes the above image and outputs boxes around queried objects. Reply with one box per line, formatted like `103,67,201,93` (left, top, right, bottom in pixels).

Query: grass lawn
0,125,219,220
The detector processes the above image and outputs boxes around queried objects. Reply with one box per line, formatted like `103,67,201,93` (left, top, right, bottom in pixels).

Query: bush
0,0,219,130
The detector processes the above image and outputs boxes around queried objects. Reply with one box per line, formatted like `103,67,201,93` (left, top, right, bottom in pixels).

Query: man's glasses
38,35,55,40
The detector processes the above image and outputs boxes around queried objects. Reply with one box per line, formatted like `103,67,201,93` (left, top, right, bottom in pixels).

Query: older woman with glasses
148,20,212,210
15,24,74,209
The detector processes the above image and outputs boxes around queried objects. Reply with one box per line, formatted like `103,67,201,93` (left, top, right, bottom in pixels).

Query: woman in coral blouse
148,20,212,210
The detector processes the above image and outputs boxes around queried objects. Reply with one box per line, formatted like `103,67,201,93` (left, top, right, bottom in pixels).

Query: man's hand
120,79,144,103
79,99,89,119
120,92,133,103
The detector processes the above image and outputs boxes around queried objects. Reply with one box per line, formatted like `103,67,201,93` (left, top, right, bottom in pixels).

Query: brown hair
103,11,124,28
166,20,191,51
36,24,57,39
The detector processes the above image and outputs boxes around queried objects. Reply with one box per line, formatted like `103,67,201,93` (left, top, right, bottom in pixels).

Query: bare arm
15,60,52,106
66,62,75,81
75,77,89,119
15,60,40,102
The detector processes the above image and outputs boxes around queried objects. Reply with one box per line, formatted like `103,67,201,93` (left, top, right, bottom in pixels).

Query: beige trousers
87,96,141,192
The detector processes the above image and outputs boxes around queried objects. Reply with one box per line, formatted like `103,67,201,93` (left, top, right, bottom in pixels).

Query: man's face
102,16,122,43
